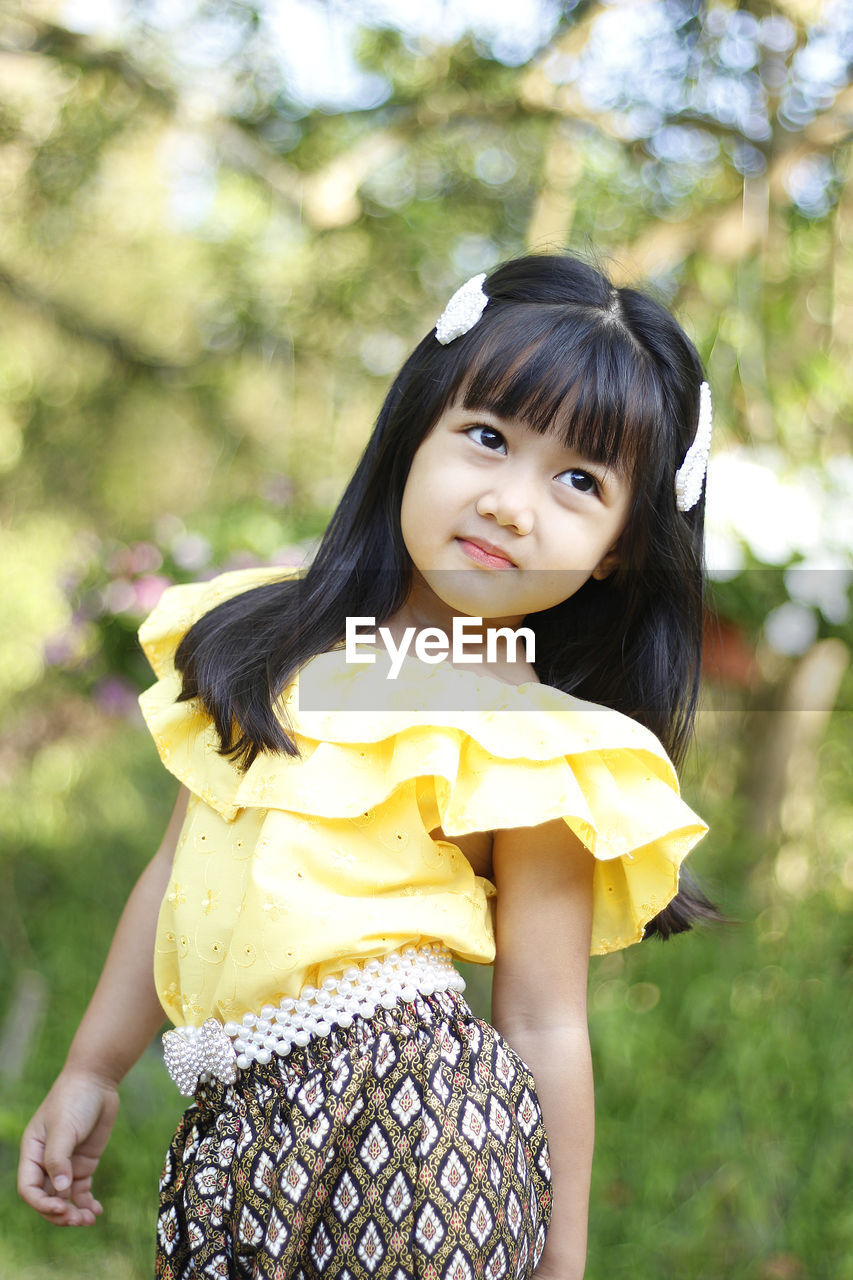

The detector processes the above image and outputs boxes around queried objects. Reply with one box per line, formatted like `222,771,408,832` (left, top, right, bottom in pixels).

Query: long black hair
175,253,715,939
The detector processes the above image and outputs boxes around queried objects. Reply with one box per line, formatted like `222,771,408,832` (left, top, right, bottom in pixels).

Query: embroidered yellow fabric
139,567,708,1027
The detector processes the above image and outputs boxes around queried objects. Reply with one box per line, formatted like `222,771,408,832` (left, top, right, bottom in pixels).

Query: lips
457,536,517,568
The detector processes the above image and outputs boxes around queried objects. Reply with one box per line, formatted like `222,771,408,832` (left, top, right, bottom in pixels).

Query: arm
18,785,189,1227
491,818,595,1280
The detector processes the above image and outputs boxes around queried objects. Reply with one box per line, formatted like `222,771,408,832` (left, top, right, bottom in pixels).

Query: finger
42,1120,81,1200
42,1173,99,1225
80,1088,121,1159
18,1132,58,1213
20,1179,88,1223
67,1175,104,1217
44,1197,98,1227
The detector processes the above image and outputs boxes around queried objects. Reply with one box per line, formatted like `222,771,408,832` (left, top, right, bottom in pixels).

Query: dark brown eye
558,468,598,494
466,425,507,453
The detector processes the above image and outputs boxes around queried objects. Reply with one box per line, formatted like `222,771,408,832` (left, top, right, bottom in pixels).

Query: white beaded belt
162,943,466,1095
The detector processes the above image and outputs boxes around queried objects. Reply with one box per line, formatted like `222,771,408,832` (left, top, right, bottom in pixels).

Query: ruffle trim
138,570,708,955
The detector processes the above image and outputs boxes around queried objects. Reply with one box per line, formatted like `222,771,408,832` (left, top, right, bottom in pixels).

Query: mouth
457,537,518,569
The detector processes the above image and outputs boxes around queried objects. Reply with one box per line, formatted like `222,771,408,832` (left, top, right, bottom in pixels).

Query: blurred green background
1,1,851,1276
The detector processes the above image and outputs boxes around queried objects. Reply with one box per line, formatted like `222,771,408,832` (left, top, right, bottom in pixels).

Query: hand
18,1068,120,1226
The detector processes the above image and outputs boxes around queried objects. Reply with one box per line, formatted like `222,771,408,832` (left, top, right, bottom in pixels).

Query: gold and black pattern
155,989,552,1279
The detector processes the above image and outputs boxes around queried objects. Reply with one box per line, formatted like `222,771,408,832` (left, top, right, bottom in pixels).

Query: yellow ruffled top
139,567,708,1028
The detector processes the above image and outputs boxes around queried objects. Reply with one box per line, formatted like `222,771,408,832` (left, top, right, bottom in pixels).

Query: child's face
399,402,633,627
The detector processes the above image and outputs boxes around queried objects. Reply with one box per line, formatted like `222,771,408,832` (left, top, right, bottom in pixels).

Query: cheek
399,467,434,557
400,451,451,533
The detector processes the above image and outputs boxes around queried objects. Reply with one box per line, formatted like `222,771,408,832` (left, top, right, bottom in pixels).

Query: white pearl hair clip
434,272,489,344
674,380,713,513
434,273,712,513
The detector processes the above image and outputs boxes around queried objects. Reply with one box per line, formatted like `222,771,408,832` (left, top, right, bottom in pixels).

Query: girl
19,254,712,1280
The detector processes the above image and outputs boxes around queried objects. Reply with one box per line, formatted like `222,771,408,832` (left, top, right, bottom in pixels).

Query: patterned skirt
155,988,552,1279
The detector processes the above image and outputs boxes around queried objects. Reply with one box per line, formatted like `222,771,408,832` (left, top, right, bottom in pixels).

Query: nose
475,479,535,537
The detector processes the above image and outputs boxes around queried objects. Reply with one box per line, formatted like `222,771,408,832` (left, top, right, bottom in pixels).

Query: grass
2,711,851,1278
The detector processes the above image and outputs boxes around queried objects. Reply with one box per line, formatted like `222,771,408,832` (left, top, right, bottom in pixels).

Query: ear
591,543,621,581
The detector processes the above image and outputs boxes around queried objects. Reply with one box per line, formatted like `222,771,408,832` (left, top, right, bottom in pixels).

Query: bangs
457,306,667,477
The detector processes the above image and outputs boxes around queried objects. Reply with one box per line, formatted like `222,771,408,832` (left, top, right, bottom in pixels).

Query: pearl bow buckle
163,1018,238,1096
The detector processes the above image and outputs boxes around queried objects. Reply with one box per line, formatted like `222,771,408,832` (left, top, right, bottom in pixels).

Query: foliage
1,0,851,1274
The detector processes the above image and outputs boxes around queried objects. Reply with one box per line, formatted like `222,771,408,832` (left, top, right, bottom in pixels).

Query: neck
380,572,537,685
394,572,524,640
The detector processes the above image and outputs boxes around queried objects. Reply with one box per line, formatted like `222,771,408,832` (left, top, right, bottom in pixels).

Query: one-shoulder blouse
138,567,708,1027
